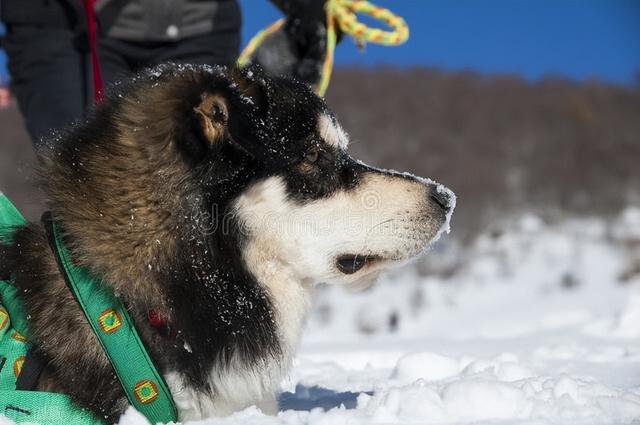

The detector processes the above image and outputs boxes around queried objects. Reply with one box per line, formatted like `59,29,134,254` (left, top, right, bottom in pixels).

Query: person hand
0,86,10,109
253,0,336,87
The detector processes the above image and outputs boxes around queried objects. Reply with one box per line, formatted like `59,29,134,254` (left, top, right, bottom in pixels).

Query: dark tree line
327,67,640,238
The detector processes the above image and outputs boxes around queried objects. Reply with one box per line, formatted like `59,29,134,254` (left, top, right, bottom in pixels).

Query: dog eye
305,148,319,164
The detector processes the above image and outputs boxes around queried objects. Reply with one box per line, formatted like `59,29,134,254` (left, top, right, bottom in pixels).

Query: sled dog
0,64,454,421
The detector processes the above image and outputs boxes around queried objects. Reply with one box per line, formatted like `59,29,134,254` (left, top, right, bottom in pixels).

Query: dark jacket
0,0,240,40
0,0,323,41
95,0,240,41
0,0,84,28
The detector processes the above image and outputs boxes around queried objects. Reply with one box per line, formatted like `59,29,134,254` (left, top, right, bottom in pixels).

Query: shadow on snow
278,385,373,411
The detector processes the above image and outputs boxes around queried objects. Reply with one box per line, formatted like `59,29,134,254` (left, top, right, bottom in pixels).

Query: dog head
43,64,454,294
171,65,456,288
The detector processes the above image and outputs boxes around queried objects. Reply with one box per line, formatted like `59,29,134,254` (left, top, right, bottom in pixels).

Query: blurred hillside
0,104,42,219
326,67,640,239
1,67,639,239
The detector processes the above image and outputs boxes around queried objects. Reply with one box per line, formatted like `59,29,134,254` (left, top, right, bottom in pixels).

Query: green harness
0,193,178,424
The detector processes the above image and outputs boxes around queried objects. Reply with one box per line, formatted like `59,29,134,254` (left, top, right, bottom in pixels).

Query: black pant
98,30,239,89
4,25,240,149
3,24,90,146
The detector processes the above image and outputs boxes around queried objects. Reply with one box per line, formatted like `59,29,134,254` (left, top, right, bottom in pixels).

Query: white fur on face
318,113,349,149
233,173,445,287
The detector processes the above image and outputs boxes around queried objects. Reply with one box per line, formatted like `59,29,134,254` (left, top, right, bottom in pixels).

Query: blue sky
1,1,639,85
240,0,640,85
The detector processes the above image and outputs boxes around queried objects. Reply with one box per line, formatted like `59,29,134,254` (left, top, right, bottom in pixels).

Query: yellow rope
237,0,409,97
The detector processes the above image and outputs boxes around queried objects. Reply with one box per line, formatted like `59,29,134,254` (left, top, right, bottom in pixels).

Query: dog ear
193,93,229,146
186,65,270,161
224,65,272,158
180,92,230,161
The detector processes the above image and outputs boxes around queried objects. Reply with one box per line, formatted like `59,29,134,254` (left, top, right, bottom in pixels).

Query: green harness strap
2,194,97,424
0,193,178,424
1,391,102,425
0,192,30,393
46,215,178,424
0,193,26,241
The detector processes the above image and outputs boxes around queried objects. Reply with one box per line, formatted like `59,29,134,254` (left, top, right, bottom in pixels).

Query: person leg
95,26,240,93
3,25,88,148
97,36,137,88
153,28,241,69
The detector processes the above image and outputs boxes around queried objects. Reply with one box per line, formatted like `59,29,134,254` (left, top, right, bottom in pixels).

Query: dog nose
428,185,453,212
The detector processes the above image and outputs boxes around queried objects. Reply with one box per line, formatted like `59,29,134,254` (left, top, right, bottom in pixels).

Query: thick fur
0,64,454,422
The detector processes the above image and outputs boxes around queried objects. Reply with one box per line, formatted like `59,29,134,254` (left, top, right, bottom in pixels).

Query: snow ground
162,209,640,424
6,209,640,425
256,211,640,425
